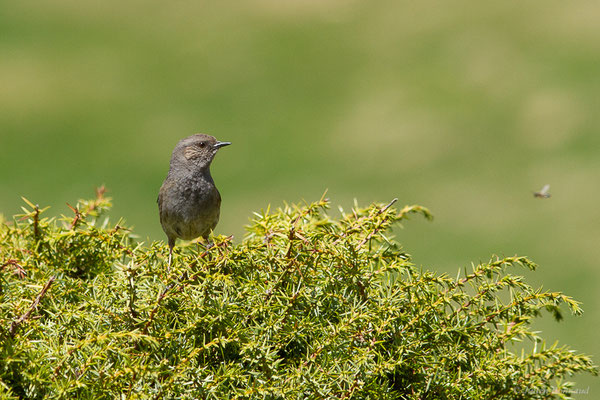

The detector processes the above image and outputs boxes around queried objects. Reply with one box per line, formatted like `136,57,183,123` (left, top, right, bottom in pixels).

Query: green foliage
0,191,596,399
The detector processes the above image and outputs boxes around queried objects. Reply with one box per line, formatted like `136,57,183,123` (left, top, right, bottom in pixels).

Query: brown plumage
158,134,231,266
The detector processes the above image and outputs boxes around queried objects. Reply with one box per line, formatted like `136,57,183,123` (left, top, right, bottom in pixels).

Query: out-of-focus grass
1,0,599,390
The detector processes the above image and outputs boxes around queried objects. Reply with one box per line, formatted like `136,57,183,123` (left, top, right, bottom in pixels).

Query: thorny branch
9,276,56,338
143,236,234,334
357,198,397,247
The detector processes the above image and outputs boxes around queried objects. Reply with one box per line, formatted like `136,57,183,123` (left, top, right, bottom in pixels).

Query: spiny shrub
0,189,596,399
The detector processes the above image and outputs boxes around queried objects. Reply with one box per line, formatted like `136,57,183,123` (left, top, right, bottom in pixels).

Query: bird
157,134,231,267
533,184,551,199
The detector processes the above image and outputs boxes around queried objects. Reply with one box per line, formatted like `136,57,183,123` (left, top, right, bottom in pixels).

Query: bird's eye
198,142,206,148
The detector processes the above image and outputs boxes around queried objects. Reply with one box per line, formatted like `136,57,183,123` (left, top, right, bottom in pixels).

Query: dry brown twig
9,276,56,338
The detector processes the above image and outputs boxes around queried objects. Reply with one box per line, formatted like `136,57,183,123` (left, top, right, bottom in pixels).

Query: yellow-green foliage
0,191,596,399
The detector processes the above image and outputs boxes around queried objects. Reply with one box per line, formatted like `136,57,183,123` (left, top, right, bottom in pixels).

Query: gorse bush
0,189,596,399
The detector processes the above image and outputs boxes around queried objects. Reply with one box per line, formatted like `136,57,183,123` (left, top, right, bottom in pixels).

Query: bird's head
170,133,231,171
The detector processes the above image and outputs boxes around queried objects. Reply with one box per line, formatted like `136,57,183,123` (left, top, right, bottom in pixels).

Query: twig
143,272,189,334
127,266,139,319
66,203,82,230
33,204,41,239
90,185,106,212
1,259,27,278
357,198,398,247
9,276,55,338
143,236,233,334
143,286,171,334
380,197,398,213
265,220,305,301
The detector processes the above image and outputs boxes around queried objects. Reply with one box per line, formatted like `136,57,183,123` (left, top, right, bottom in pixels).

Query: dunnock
158,134,231,266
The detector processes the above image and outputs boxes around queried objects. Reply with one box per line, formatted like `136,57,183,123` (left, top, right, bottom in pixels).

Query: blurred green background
1,0,598,391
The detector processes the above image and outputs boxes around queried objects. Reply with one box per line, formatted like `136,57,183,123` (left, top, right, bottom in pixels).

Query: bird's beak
214,141,231,149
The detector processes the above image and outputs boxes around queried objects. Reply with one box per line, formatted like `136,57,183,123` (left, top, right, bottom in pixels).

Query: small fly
533,184,551,199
